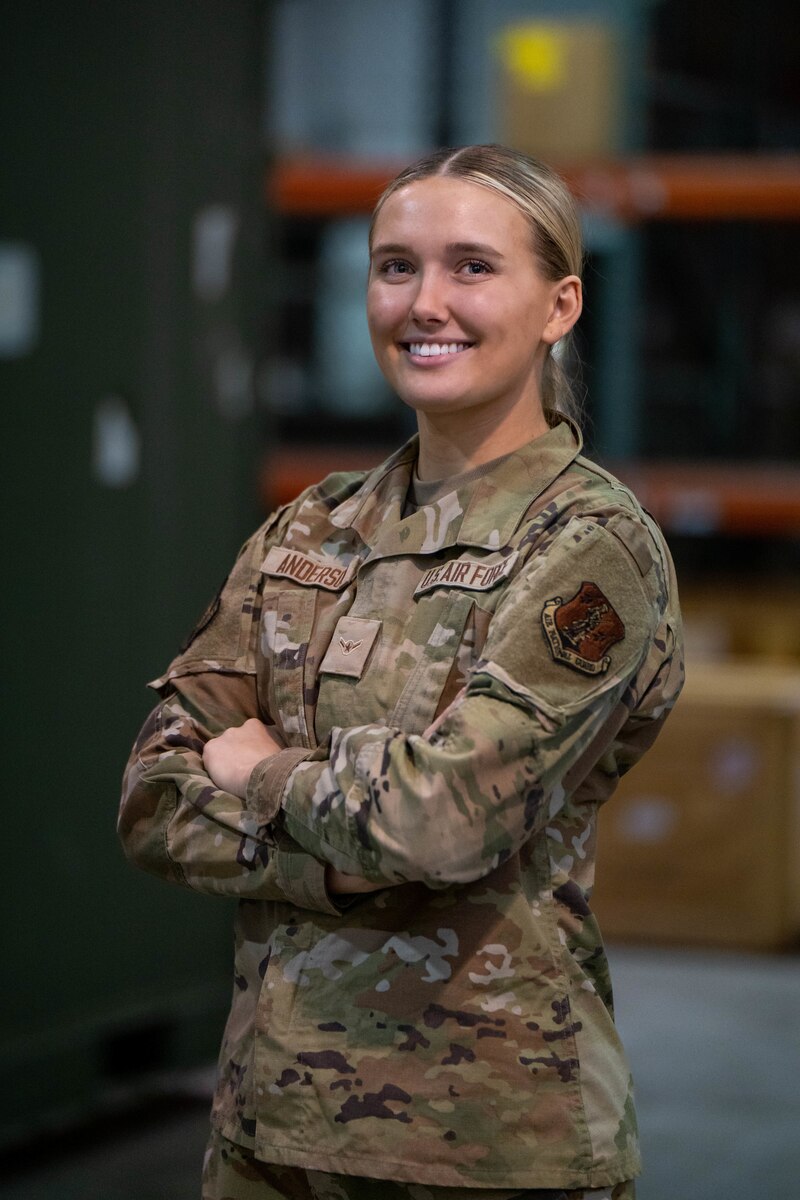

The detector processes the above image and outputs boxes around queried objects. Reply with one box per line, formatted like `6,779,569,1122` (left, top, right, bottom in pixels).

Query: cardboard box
681,582,800,665
592,661,800,950
495,21,622,162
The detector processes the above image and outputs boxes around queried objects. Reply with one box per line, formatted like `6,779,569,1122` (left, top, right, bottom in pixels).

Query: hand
203,719,284,799
325,865,387,896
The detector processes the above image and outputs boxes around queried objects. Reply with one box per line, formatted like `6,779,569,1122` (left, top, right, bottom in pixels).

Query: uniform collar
330,419,583,559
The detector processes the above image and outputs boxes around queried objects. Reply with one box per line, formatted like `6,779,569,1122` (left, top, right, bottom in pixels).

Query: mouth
401,341,474,359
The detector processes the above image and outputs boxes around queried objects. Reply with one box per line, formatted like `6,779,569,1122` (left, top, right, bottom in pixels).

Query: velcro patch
542,581,625,675
261,546,359,591
319,616,382,678
414,552,518,597
178,579,224,654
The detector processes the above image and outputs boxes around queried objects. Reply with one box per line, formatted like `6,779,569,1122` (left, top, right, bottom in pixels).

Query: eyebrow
446,241,505,259
370,240,505,260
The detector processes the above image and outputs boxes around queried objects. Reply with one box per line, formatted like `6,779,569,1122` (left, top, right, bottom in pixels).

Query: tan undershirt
404,447,517,516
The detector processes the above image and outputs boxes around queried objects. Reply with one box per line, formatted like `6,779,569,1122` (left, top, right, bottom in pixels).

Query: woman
119,144,683,1200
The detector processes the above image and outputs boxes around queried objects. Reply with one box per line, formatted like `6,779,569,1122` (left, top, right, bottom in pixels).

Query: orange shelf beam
260,448,800,537
269,154,800,222
259,446,390,509
615,461,800,537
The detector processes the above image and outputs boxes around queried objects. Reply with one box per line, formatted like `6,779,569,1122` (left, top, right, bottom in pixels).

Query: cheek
366,288,405,339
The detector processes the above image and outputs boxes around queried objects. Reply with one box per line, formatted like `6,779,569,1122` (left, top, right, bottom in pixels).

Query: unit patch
261,546,359,591
542,581,625,675
414,551,518,597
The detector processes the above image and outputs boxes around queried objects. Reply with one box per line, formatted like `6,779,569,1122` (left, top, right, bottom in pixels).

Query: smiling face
367,175,581,434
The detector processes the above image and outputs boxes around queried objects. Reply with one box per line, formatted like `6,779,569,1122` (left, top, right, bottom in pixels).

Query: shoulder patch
542,581,625,675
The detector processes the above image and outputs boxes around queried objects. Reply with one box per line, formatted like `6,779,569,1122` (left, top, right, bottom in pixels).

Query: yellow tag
497,24,567,92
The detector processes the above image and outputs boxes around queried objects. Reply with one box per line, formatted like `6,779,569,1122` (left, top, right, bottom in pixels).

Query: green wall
2,1,269,1144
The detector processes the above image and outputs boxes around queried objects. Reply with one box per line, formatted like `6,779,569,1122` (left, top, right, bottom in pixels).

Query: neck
415,398,550,482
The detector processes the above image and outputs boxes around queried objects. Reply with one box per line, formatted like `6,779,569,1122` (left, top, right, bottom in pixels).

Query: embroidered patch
542,581,625,675
414,552,518,597
261,545,359,591
319,616,382,678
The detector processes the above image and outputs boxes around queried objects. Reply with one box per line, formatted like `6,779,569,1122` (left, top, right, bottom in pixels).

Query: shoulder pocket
476,519,658,723
149,534,263,692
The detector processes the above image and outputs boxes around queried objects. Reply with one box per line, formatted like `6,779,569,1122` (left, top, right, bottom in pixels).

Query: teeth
408,342,469,357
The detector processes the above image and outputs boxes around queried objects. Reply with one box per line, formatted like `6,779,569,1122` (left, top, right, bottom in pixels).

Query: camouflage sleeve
251,517,668,888
117,526,343,915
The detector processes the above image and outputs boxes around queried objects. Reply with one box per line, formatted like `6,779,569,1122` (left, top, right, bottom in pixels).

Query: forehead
372,175,532,249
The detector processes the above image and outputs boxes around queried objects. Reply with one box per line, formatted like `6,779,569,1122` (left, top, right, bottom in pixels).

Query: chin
400,392,477,418
395,377,480,411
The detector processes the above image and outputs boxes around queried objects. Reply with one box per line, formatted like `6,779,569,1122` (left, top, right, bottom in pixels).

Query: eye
378,259,414,277
460,259,492,277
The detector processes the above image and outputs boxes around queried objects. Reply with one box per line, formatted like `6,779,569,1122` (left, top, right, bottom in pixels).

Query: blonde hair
370,144,584,427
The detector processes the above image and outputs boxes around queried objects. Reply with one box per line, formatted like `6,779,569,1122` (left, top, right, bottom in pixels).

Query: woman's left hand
203,718,284,799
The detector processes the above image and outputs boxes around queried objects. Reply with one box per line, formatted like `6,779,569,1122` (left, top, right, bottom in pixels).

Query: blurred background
3,1,799,1196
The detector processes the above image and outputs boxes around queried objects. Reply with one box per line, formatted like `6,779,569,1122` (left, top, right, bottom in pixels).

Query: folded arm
117,527,373,911
245,520,666,889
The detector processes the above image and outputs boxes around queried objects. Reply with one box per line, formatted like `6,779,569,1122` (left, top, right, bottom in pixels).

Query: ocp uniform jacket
119,419,683,1191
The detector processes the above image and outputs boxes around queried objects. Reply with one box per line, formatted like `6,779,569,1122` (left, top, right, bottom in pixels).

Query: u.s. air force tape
414,551,518,597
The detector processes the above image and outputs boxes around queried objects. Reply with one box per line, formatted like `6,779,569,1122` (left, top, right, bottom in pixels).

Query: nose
409,268,449,326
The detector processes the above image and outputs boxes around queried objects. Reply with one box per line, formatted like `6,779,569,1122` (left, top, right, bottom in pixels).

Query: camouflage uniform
119,420,683,1194
201,1127,632,1198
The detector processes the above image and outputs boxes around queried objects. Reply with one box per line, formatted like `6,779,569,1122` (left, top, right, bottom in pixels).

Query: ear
542,276,582,346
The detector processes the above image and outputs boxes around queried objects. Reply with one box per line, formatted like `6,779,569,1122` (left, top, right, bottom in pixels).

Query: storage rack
264,153,800,540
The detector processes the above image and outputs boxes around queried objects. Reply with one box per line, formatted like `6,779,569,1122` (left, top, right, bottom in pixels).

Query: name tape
414,551,518,597
261,546,359,591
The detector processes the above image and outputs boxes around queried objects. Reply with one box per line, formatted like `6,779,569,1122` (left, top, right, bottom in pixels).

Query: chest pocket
259,589,317,748
313,588,475,741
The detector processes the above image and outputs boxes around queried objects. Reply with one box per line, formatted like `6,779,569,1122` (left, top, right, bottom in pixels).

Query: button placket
389,591,474,731
266,589,317,748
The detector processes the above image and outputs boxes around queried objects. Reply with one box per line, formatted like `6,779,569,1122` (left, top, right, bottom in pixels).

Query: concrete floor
2,946,799,1200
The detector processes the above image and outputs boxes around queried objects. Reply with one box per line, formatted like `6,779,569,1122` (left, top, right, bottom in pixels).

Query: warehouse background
2,1,799,1197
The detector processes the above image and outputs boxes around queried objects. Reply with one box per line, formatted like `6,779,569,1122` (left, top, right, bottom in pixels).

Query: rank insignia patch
542,581,625,675
319,616,382,678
